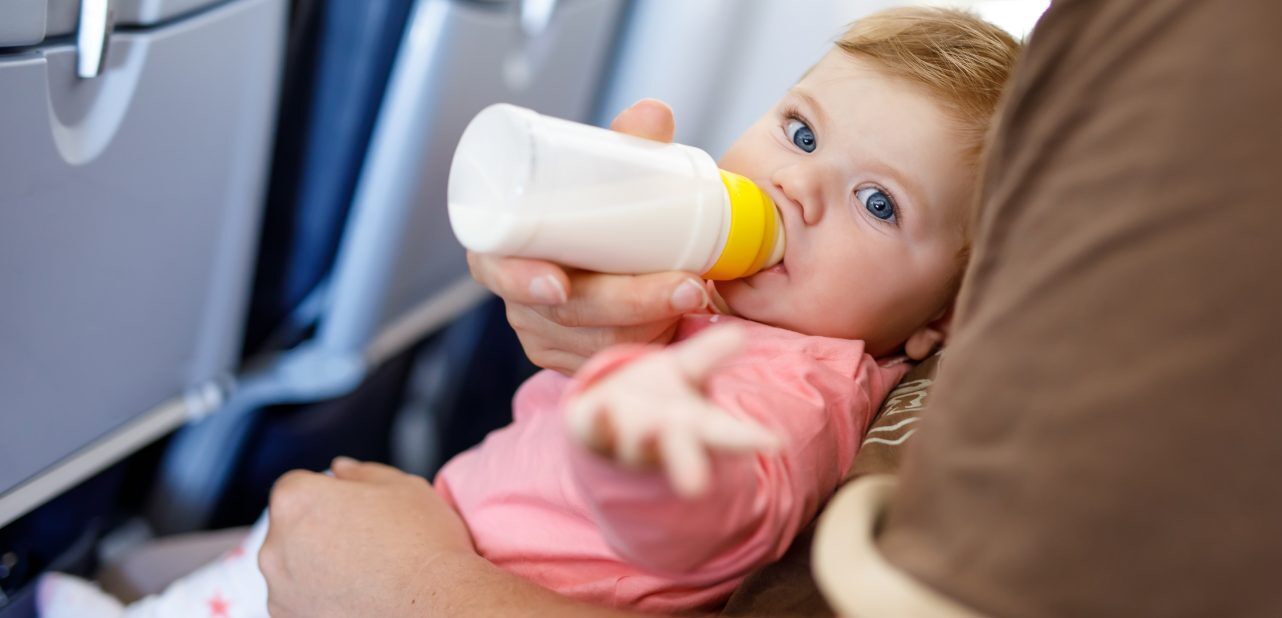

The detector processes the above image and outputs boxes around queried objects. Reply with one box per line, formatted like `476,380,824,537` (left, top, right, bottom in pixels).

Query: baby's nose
771,168,826,225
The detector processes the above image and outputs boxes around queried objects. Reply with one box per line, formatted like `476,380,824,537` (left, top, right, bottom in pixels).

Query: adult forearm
417,552,652,618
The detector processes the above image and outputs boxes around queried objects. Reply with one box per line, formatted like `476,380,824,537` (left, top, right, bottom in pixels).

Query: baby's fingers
567,392,662,468
657,405,779,498
668,325,746,383
566,394,615,456
659,429,710,498
696,407,782,454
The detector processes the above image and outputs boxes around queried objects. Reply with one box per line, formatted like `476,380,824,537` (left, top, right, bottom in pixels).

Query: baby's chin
710,278,780,323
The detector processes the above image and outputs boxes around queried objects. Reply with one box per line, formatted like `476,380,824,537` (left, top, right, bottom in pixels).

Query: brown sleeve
877,1,1282,617
720,355,942,617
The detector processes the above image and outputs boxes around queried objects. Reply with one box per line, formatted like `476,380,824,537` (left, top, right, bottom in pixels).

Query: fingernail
670,278,709,312
529,275,568,304
332,456,356,468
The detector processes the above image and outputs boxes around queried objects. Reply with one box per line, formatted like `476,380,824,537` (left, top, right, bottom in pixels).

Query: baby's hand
565,326,780,497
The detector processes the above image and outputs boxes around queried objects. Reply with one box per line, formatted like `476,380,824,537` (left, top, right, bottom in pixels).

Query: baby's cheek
794,281,882,339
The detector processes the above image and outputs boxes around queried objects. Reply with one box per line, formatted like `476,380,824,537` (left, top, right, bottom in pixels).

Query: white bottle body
448,104,733,275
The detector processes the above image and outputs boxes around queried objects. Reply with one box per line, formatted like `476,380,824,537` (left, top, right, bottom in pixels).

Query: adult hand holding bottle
465,99,712,375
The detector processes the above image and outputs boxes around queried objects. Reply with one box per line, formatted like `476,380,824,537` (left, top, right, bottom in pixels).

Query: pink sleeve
563,346,885,580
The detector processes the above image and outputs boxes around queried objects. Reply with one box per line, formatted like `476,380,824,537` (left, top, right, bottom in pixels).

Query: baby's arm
563,326,875,577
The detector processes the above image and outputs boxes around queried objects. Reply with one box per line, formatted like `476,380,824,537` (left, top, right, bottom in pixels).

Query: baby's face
715,51,975,356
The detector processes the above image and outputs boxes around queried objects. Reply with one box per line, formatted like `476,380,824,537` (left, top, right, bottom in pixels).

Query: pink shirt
435,314,908,613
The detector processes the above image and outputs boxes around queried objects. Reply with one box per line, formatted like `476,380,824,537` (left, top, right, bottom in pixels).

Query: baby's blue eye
856,187,897,223
786,119,816,153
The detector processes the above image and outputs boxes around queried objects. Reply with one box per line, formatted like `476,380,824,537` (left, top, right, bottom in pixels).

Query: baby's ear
904,305,954,361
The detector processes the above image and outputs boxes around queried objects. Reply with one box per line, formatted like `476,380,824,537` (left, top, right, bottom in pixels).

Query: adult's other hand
259,459,473,617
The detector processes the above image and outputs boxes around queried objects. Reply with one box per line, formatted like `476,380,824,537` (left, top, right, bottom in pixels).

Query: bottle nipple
705,170,786,280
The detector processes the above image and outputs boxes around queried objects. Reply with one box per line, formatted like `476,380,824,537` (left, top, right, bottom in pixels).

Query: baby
39,7,1020,616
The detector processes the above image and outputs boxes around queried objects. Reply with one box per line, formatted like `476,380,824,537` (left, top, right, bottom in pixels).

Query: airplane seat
0,0,290,611
146,0,631,535
1,1,629,613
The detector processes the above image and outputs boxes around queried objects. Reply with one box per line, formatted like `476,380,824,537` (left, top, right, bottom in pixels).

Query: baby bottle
447,104,785,280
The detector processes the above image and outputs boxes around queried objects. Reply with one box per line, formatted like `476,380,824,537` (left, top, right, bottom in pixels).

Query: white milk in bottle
448,104,784,280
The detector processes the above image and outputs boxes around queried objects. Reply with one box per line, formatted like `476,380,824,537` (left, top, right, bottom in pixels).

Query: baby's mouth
763,189,794,278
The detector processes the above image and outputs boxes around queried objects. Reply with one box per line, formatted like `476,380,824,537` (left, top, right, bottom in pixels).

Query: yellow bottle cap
705,170,784,280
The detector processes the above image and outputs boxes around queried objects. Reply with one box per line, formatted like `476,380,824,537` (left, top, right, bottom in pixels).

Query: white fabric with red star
38,516,269,618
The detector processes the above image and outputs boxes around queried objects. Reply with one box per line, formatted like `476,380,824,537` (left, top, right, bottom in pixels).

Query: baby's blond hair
835,6,1022,164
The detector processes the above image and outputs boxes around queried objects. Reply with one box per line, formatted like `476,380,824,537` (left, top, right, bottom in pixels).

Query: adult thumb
331,457,405,484
609,98,676,143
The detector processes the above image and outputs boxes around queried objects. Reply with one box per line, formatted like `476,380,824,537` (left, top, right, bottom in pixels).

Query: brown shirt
876,1,1282,616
